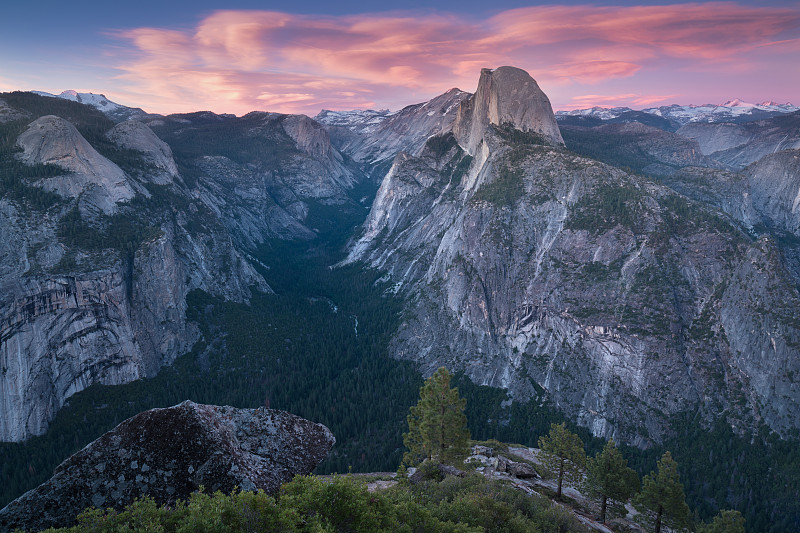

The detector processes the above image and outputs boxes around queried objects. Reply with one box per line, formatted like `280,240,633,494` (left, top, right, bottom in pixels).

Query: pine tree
402,367,470,466
634,451,690,533
538,422,586,499
698,510,745,533
584,439,639,523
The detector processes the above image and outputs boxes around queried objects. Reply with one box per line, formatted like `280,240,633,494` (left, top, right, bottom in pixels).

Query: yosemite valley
1,67,800,530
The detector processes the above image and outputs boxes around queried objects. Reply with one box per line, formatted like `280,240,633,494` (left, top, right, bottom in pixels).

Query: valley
1,66,800,531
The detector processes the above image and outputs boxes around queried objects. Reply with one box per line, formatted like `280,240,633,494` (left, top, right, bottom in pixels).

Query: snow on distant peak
556,106,634,120
57,91,123,113
30,89,148,121
721,98,756,108
558,99,799,126
315,109,394,133
31,89,137,115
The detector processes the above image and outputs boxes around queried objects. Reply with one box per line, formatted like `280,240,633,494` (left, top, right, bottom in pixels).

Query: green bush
37,474,590,533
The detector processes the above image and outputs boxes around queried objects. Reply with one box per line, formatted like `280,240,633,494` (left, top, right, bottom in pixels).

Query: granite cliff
0,93,365,442
345,67,800,445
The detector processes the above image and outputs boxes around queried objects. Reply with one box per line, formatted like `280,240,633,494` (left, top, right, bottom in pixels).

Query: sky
1,1,799,116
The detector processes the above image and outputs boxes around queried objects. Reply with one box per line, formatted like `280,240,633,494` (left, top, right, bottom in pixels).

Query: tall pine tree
635,451,690,533
538,422,586,499
403,367,470,466
584,439,639,523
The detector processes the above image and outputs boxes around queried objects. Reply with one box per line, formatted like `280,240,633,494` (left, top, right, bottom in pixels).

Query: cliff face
0,193,267,441
347,68,800,445
676,113,800,169
453,67,564,155
0,91,374,442
745,149,800,235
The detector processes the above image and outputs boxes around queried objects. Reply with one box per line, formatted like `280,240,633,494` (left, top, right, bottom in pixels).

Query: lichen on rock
0,401,335,532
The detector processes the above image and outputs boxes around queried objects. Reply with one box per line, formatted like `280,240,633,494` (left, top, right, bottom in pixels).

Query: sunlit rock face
453,66,564,156
0,401,335,532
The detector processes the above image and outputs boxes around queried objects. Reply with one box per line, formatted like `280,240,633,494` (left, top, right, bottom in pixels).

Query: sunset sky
2,1,799,116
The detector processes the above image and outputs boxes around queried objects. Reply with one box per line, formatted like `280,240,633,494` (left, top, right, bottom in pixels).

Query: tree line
403,368,746,533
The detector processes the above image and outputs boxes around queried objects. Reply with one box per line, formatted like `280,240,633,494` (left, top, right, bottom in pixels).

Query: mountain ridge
341,67,800,447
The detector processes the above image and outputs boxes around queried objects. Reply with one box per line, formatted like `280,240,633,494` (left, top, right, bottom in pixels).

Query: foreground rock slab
0,401,335,532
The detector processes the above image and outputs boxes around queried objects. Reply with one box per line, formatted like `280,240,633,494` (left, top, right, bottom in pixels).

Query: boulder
507,461,538,479
494,455,510,473
0,401,334,532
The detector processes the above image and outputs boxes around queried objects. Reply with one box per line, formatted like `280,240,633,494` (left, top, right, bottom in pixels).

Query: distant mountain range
33,88,798,130
556,100,799,129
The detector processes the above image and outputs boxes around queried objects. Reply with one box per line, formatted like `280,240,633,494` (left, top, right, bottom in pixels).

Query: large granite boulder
0,401,335,532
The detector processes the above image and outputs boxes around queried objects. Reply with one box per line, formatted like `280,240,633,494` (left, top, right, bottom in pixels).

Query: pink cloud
549,61,642,83
109,3,800,115
564,93,683,110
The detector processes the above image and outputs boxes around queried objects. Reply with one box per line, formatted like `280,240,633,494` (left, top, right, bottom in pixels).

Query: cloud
564,93,682,109
548,61,642,83
110,3,800,115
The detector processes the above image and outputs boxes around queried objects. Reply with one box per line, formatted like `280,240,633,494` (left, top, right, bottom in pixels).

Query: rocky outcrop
16,115,136,214
0,98,30,123
0,401,335,532
453,66,564,155
106,120,179,184
466,446,539,480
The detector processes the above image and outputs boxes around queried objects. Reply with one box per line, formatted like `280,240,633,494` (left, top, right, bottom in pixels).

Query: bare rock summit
0,401,335,532
453,66,564,155
16,115,136,214
106,120,180,184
